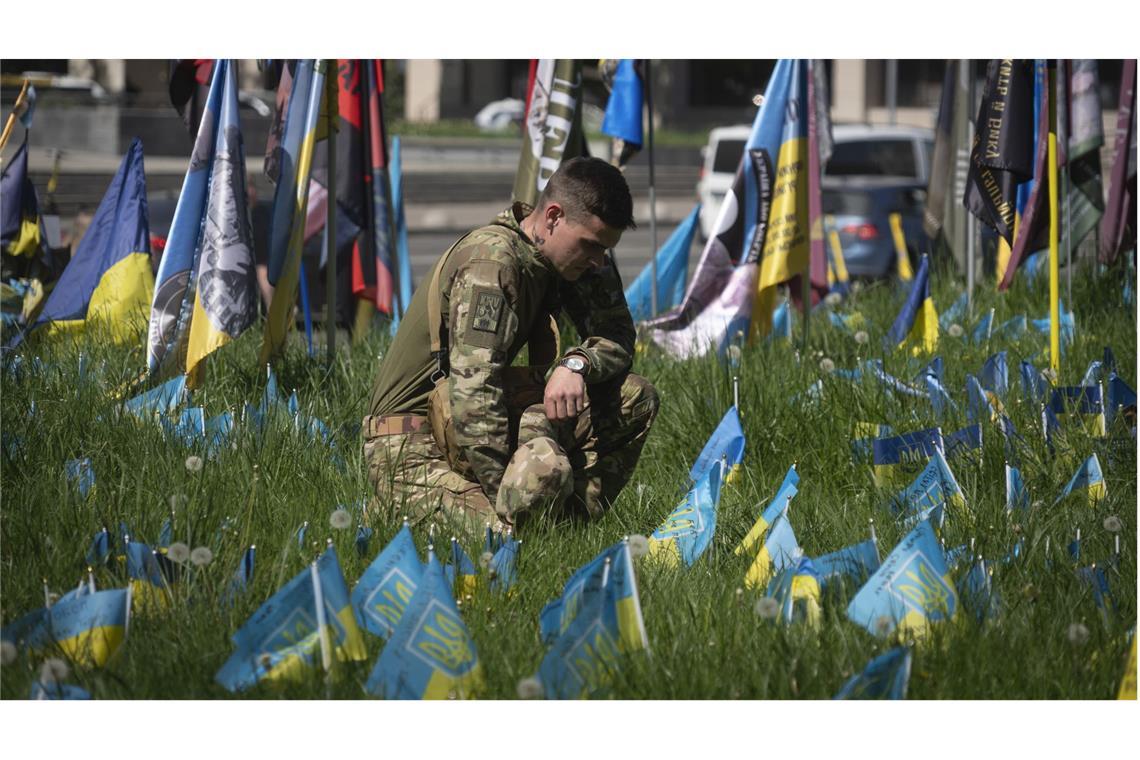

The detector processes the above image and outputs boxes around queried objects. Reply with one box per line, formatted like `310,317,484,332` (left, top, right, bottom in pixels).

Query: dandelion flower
516,676,543,699
627,534,649,559
873,615,894,637
819,358,835,373
329,509,352,531
824,292,842,307
947,323,964,338
479,551,494,570
167,542,191,563
184,456,204,473
190,546,214,567
0,640,16,666
851,280,864,294
1067,622,1089,646
39,657,69,684
727,345,742,364
754,597,780,621
854,330,869,345
1103,515,1123,533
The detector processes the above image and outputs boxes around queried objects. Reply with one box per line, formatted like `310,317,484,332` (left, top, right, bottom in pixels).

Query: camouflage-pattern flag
512,60,587,207
964,59,1035,247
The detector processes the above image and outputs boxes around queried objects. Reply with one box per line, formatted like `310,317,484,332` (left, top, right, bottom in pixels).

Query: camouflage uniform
364,204,658,533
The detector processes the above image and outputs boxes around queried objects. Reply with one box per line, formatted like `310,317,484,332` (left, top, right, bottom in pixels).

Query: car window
712,139,746,173
825,139,917,178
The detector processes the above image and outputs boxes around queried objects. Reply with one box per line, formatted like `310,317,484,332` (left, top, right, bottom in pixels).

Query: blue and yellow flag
126,541,173,613
888,447,965,525
812,539,881,590
872,427,944,487
765,556,822,626
30,681,92,700
852,423,893,463
46,588,130,668
967,374,1004,424
490,534,520,593
834,647,912,699
1054,453,1107,507
1020,359,1050,403
365,548,483,700
647,460,722,567
1106,372,1136,431
65,458,95,499
847,518,958,639
944,424,982,462
735,463,798,557
539,541,647,654
972,307,995,345
1005,463,1030,511
625,205,700,322
0,139,44,259
350,523,422,639
959,557,1000,623
216,546,367,692
689,405,746,486
260,60,333,364
148,60,256,382
535,548,645,699
446,537,478,596
744,513,801,590
938,292,967,331
601,59,644,167
981,351,1010,399
885,254,938,355
25,138,152,345
1049,385,1107,437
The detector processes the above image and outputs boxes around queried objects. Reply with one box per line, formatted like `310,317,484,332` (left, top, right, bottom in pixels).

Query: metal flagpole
325,61,337,369
966,60,976,317
645,60,658,318
886,60,898,126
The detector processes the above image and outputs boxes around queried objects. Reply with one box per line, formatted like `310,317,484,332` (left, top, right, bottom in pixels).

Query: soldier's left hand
545,366,587,422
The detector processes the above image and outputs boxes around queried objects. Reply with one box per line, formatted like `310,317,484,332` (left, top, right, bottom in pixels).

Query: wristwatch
558,355,587,375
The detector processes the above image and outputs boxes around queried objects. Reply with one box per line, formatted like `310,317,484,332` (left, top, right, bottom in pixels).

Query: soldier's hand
545,366,587,422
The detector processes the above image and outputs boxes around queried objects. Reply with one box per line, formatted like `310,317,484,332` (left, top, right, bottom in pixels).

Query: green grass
0,258,1135,700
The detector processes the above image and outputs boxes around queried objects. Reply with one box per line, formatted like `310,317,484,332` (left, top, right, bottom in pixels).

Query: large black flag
964,59,1035,246
169,59,215,139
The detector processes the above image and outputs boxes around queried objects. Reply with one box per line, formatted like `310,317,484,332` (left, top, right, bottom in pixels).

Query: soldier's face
543,210,623,281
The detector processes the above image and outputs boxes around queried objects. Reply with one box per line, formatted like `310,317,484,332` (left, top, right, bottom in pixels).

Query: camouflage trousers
362,373,659,534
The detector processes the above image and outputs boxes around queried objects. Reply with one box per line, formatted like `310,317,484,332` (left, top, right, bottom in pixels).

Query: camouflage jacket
368,203,635,502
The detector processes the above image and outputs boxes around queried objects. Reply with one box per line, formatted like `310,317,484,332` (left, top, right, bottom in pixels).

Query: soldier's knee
496,436,573,522
622,373,660,429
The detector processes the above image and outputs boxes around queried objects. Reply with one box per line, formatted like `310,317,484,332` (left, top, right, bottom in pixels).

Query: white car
695,124,751,239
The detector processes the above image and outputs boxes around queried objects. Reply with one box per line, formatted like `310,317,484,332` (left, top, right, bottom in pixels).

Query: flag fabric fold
512,60,586,208
834,647,912,699
350,523,422,639
885,255,937,354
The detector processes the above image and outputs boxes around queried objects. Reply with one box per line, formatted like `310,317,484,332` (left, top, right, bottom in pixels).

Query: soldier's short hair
538,157,637,231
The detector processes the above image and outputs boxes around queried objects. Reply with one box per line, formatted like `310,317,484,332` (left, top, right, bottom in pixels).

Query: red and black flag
964,59,1035,247
169,59,215,138
1100,59,1136,265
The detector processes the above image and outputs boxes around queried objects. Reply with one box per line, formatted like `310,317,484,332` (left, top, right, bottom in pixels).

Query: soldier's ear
544,202,564,230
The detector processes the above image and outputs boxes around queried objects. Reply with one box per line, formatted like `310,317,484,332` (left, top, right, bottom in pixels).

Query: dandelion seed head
329,509,352,530
627,534,649,559
39,657,69,684
819,358,835,373
190,546,214,567
754,597,780,621
824,292,842,307
517,677,543,699
480,551,494,570
184,456,203,473
167,542,190,563
948,323,964,338
1103,515,1123,533
854,330,869,345
1067,622,1089,646
727,345,742,363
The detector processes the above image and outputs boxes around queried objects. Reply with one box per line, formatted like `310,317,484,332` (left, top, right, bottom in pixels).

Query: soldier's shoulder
453,224,526,269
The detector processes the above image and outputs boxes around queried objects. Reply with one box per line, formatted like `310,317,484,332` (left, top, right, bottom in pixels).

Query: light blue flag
914,356,944,382
391,136,413,324
1005,463,1029,511
992,314,1027,340
872,427,944,486
1030,301,1075,346
204,411,234,457
351,523,423,639
847,518,958,639
1054,453,1107,506
971,307,994,344
743,512,801,590
1020,359,1050,403
40,588,130,668
860,359,927,399
445,537,478,596
124,376,187,419
944,424,982,461
959,557,1000,623
734,463,799,558
220,545,256,607
966,374,994,424
647,461,723,567
489,535,519,593
764,555,823,625
355,526,373,558
981,351,1009,399
689,405,746,485
939,292,967,331
1075,565,1114,611
887,447,964,525
161,406,206,447
626,205,700,322
66,458,95,498
771,300,792,341
30,681,92,700
1106,372,1136,431
1080,360,1104,388
86,528,111,566
812,539,881,590
834,647,912,699
538,541,647,654
217,546,367,692
925,374,957,419
365,548,483,699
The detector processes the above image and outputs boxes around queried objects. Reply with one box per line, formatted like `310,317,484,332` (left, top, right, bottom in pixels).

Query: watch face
564,356,585,372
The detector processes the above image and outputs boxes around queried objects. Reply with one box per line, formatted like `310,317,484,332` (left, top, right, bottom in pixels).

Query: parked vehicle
695,123,935,279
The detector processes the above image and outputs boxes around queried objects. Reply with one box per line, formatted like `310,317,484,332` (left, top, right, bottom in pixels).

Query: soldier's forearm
567,336,633,384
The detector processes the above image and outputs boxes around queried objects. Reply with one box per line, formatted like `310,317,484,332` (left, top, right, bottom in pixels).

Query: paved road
406,222,704,287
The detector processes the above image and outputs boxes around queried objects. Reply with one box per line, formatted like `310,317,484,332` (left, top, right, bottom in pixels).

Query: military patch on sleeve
471,288,505,334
